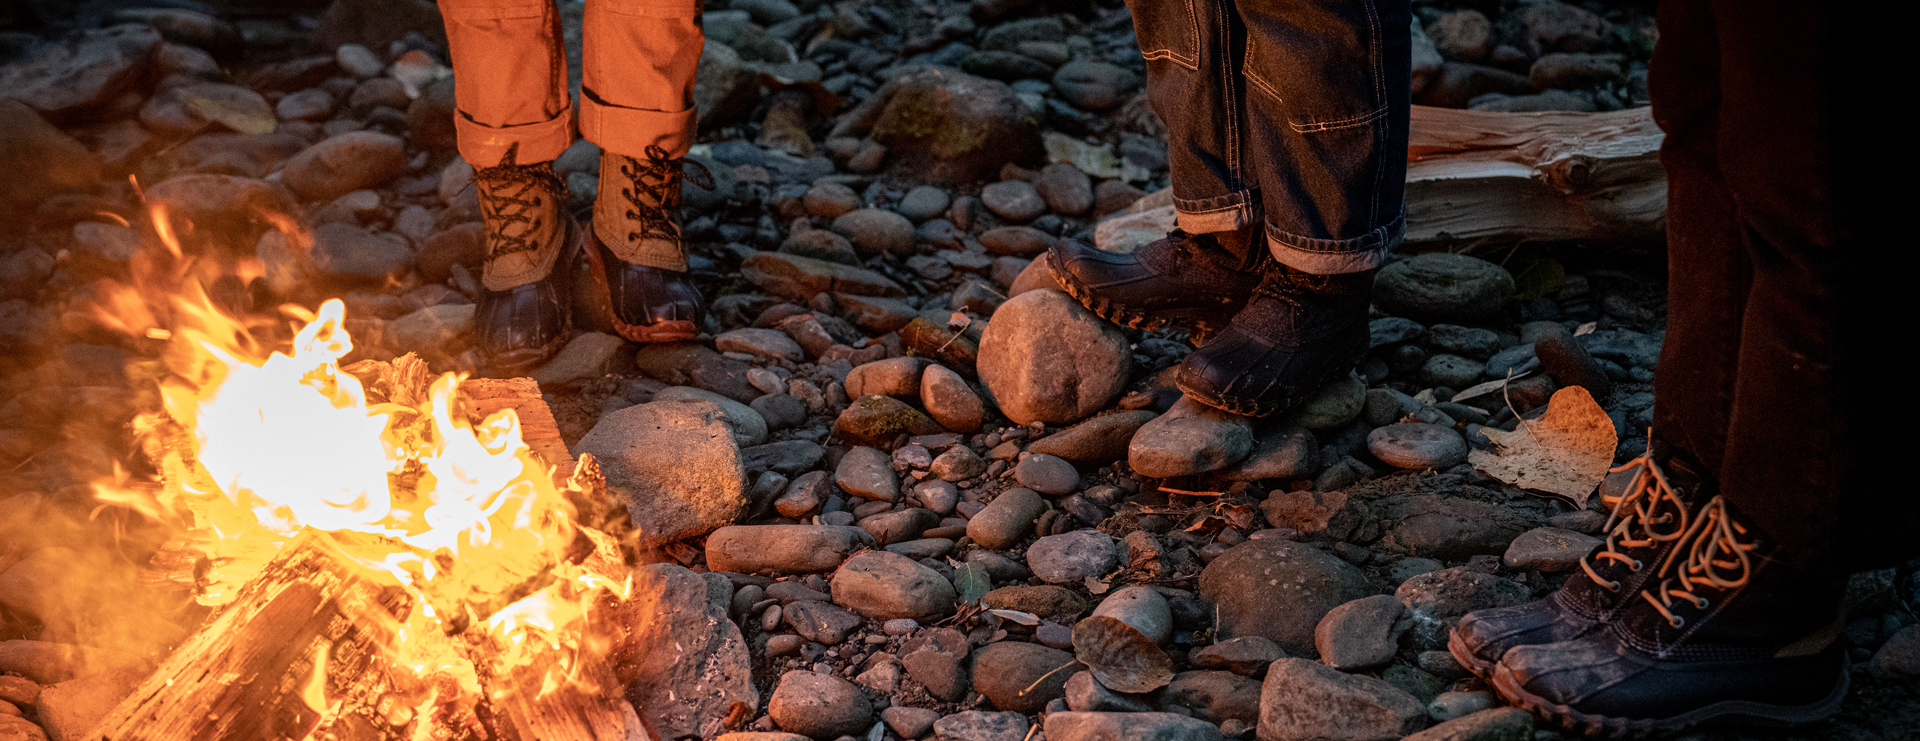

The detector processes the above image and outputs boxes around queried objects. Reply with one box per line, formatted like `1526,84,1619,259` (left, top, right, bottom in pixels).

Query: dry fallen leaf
1468,386,1618,508
1071,615,1173,693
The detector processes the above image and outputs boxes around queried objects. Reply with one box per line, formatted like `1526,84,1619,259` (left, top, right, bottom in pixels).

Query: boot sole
1490,653,1849,739
1045,251,1234,343
583,231,701,344
1446,628,1501,679
1175,337,1368,418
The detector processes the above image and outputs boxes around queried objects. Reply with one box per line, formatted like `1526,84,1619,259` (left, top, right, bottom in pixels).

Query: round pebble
803,182,862,218
1013,453,1079,494
768,634,806,656
884,618,920,635
980,180,1046,222
896,185,952,222
1368,423,1469,470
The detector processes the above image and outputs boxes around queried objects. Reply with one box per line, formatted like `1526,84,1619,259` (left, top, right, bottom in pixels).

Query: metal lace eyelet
1693,597,1709,610
1631,559,1643,570
1668,615,1686,629
1603,579,1621,591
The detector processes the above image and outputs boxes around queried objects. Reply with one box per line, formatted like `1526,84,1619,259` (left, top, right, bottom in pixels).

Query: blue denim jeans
1127,0,1411,274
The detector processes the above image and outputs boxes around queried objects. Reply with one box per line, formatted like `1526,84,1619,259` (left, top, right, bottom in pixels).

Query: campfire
79,206,647,741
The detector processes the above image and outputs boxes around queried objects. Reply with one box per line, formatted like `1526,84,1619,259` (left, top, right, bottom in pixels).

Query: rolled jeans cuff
1174,190,1260,234
1266,213,1404,275
581,98,696,159
454,108,575,167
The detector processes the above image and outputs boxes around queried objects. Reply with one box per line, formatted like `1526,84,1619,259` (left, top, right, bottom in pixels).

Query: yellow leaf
1468,386,1617,508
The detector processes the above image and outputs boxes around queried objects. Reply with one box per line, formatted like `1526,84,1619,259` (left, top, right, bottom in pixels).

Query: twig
1018,660,1080,697
1156,486,1226,497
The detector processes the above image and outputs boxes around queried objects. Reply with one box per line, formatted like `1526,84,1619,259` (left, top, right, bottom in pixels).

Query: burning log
84,529,640,741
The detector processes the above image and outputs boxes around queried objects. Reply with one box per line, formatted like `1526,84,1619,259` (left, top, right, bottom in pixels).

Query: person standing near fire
439,0,708,372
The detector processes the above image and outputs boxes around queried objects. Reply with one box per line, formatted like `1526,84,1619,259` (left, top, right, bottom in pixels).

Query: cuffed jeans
1126,0,1410,274
439,0,702,167
1650,0,1910,574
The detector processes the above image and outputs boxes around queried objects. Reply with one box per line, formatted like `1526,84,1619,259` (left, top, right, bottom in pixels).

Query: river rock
847,357,928,398
920,365,984,434
968,488,1047,549
1051,60,1138,111
834,68,1044,186
979,226,1053,258
1013,454,1078,495
653,386,770,447
1256,659,1428,741
1035,163,1094,216
1314,595,1410,671
1282,372,1367,431
981,180,1045,222
706,525,875,574
1223,425,1319,481
1395,567,1531,650
832,208,916,256
972,641,1080,714
835,446,899,502
1401,707,1533,741
1164,671,1263,725
0,25,162,120
978,289,1131,425
1026,530,1119,584
934,710,1029,741
1502,527,1602,572
1368,424,1469,470
834,394,945,447
1192,636,1287,678
768,670,872,739
742,251,906,302
1047,711,1224,741
1373,254,1515,324
1129,397,1255,478
281,131,407,203
0,101,105,217
833,550,957,620
1199,539,1374,657
1029,411,1157,465
614,563,758,739
576,399,746,547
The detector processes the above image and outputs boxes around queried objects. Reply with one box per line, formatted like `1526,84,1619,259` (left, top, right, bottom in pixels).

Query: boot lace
620,144,714,243
1639,495,1757,629
472,147,564,260
1577,451,1692,592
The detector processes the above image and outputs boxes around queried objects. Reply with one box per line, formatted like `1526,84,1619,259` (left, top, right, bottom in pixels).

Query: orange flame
95,198,624,707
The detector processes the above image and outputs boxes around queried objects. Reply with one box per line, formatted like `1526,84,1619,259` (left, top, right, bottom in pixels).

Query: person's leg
579,0,708,342
441,0,579,371
1171,0,1410,416
1047,0,1262,342
1486,0,1910,732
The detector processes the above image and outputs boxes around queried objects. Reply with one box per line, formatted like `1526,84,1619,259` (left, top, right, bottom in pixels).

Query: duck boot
589,144,711,343
1046,228,1260,341
1449,452,1703,677
1491,495,1848,738
472,149,579,373
1173,262,1373,417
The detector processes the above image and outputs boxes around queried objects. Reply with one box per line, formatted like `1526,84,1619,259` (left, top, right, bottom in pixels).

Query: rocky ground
0,1,1916,741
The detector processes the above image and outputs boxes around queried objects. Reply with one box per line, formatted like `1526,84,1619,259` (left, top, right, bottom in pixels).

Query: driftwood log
1403,105,1665,247
1096,105,1667,254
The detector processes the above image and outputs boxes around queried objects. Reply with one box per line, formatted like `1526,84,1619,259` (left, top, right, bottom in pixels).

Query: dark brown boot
1173,262,1372,417
471,149,577,373
1046,229,1260,341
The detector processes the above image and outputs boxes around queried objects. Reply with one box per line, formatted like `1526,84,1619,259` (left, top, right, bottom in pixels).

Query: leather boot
1046,229,1260,341
1449,452,1702,676
1491,495,1849,738
471,148,577,373
1173,262,1372,417
589,145,711,343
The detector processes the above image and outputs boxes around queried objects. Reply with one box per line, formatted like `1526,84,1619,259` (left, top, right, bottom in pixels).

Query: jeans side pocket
1124,0,1201,71
1243,0,1389,132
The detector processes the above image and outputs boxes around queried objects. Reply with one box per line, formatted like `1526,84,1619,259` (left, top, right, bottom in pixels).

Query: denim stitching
1217,0,1241,191
1363,0,1385,227
1287,106,1389,133
1135,0,1202,70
